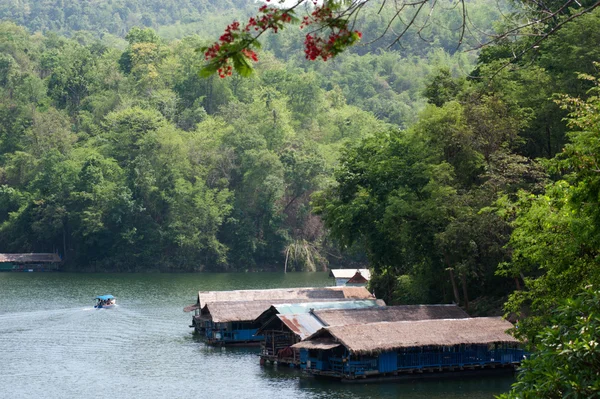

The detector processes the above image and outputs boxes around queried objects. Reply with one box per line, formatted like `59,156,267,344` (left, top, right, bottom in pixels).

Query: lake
0,272,514,398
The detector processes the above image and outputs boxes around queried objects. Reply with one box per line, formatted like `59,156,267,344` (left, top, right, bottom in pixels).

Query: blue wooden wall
301,344,527,378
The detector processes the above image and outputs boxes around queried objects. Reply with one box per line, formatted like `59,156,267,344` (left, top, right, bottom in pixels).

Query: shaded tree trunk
460,272,469,312
444,252,461,305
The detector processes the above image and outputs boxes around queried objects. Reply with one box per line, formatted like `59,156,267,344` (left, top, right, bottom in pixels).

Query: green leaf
231,53,253,77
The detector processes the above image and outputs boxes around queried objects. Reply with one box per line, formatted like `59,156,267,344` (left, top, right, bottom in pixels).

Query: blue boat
94,294,116,309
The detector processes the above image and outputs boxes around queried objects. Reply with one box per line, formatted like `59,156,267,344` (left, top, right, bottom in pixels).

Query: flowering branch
199,0,362,78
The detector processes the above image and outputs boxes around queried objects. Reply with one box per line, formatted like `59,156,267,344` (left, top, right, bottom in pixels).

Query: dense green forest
0,0,502,273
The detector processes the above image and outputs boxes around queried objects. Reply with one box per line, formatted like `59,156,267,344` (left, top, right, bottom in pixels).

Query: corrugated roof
313,304,469,326
184,286,374,312
254,299,384,326
272,299,386,316
293,317,519,354
255,299,386,338
277,314,326,340
0,253,61,263
329,269,371,280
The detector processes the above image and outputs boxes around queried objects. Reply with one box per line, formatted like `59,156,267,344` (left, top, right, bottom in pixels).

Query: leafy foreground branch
201,0,600,77
200,0,361,77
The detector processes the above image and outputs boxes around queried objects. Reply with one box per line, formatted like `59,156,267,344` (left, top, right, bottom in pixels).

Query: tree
498,287,600,399
312,128,458,303
498,69,600,341
46,43,96,112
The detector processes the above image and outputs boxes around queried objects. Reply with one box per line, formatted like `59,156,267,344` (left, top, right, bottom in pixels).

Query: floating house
184,286,375,346
256,299,386,365
257,304,466,366
194,300,369,345
293,317,524,380
0,253,61,272
329,269,371,286
196,300,278,345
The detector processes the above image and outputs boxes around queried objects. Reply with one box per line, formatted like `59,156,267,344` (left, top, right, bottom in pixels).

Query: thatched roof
295,338,341,350
329,269,371,280
0,253,61,263
293,317,519,355
313,304,468,326
202,301,279,323
184,286,374,312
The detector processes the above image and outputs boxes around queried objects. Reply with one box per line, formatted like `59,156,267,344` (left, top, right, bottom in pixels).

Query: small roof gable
329,269,371,280
346,271,368,284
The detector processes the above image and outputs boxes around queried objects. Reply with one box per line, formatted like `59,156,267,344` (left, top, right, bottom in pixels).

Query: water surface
0,272,513,399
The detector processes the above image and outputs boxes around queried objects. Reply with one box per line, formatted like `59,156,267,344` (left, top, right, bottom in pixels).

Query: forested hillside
315,7,600,311
0,0,502,273
0,0,252,38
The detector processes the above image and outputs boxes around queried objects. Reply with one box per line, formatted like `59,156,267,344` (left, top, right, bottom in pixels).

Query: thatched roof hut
0,253,61,263
293,317,518,355
184,286,374,312
313,304,468,326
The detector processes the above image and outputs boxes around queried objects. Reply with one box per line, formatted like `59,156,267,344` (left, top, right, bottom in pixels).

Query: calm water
0,272,514,399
